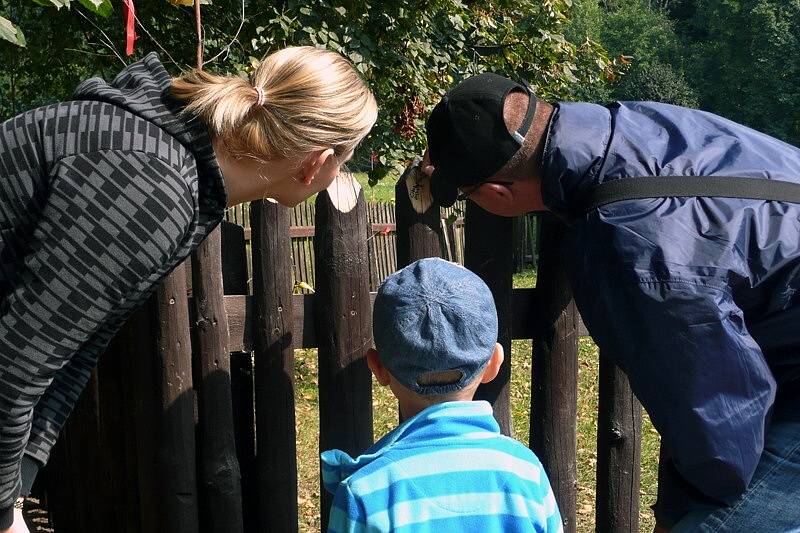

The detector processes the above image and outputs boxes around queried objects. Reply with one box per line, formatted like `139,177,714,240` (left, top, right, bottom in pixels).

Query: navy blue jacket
542,102,800,504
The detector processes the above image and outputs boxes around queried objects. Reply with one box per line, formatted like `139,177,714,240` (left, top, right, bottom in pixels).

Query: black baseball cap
425,73,537,207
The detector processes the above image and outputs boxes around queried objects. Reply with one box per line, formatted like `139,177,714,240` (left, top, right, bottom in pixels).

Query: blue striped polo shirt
321,401,563,532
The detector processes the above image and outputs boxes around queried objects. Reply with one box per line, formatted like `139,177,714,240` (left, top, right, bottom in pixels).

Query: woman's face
267,149,353,207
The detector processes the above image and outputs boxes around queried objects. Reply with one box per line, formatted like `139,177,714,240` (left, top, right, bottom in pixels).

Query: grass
304,172,398,205
354,171,398,203
294,268,660,532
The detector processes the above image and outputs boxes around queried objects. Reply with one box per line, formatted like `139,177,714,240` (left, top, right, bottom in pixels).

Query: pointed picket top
326,171,362,213
403,157,433,214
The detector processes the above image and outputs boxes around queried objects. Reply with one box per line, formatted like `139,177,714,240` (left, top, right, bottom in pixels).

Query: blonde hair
171,46,378,161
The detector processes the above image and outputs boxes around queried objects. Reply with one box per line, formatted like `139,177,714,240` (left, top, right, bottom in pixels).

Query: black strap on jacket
579,175,800,215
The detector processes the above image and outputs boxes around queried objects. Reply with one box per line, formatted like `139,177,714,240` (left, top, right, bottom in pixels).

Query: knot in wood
611,427,625,445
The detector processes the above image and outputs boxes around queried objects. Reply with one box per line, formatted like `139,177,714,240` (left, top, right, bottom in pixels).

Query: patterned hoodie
0,53,227,526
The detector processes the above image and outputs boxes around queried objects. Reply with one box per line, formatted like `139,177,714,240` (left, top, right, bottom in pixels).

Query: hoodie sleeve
0,150,194,527
327,483,368,533
573,274,776,505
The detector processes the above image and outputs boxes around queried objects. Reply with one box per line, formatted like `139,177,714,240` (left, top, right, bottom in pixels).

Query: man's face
461,176,544,217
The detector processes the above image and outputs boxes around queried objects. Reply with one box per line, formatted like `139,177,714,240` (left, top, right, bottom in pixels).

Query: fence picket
314,176,373,531
250,200,298,533
530,214,579,533
464,202,514,435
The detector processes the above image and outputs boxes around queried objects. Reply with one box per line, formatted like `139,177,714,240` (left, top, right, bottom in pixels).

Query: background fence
35,168,641,533
225,196,537,294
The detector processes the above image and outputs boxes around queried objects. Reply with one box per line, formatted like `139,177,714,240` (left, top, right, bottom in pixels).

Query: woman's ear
367,348,392,386
480,343,505,384
298,148,335,185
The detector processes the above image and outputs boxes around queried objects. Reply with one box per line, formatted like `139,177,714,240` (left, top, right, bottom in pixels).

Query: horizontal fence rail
212,291,591,352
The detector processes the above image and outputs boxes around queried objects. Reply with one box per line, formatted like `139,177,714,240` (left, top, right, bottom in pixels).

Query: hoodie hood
73,52,227,218
320,400,499,495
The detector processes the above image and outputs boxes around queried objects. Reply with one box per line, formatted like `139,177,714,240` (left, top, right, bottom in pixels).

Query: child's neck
397,390,475,421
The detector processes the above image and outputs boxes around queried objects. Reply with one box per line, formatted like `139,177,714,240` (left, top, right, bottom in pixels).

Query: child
321,258,563,532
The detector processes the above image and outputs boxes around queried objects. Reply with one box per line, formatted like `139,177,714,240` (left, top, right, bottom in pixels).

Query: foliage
614,59,698,106
0,0,617,183
240,0,617,183
0,0,111,46
565,0,697,106
565,0,799,144
676,0,800,145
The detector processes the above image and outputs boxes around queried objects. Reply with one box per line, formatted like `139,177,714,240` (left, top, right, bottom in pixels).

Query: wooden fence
37,167,642,533
225,195,533,294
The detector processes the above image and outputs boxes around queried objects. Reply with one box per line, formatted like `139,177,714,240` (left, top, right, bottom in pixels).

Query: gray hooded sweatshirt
0,53,227,526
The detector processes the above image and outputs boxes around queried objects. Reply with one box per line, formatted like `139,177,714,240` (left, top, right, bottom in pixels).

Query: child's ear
480,343,505,384
367,348,391,386
298,148,335,185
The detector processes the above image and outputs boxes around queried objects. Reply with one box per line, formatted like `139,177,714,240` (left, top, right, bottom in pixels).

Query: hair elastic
254,86,266,107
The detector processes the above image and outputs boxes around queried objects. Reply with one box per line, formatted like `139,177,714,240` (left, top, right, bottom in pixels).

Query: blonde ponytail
171,46,378,162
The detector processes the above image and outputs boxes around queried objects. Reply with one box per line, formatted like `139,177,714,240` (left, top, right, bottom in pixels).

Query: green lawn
304,172,397,205
294,269,660,532
354,171,397,203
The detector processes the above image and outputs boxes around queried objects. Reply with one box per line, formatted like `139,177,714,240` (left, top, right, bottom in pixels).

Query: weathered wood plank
465,201,514,435
142,264,201,532
529,214,579,533
596,356,642,533
191,227,243,533
250,200,298,533
395,160,442,269
314,176,373,530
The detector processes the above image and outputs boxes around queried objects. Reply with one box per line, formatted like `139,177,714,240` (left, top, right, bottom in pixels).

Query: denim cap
372,258,498,396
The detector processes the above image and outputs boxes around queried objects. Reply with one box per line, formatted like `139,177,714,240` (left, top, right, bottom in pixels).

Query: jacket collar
541,102,612,221
320,401,499,494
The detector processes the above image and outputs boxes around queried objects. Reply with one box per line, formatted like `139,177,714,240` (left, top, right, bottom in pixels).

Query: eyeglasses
456,180,514,202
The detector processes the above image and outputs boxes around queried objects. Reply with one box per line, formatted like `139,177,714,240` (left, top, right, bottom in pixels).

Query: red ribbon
122,0,136,56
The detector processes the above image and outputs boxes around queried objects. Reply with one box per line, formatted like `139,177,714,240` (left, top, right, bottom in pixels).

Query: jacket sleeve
0,151,191,527
574,276,776,505
327,483,368,533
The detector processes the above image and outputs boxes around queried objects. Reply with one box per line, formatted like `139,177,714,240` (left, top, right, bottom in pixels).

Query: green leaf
335,6,346,16
78,0,112,17
0,15,26,47
35,0,71,8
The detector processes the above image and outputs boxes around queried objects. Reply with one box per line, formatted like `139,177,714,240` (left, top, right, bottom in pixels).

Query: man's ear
480,343,505,384
298,148,335,185
471,181,526,217
367,348,391,386
480,182,514,204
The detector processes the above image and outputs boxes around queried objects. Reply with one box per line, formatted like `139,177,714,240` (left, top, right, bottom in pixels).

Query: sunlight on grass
293,268,660,532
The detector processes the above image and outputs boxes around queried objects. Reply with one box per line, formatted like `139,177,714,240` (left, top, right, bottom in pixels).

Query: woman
0,46,377,532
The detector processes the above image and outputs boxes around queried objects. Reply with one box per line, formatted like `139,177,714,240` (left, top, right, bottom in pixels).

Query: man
422,72,800,531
